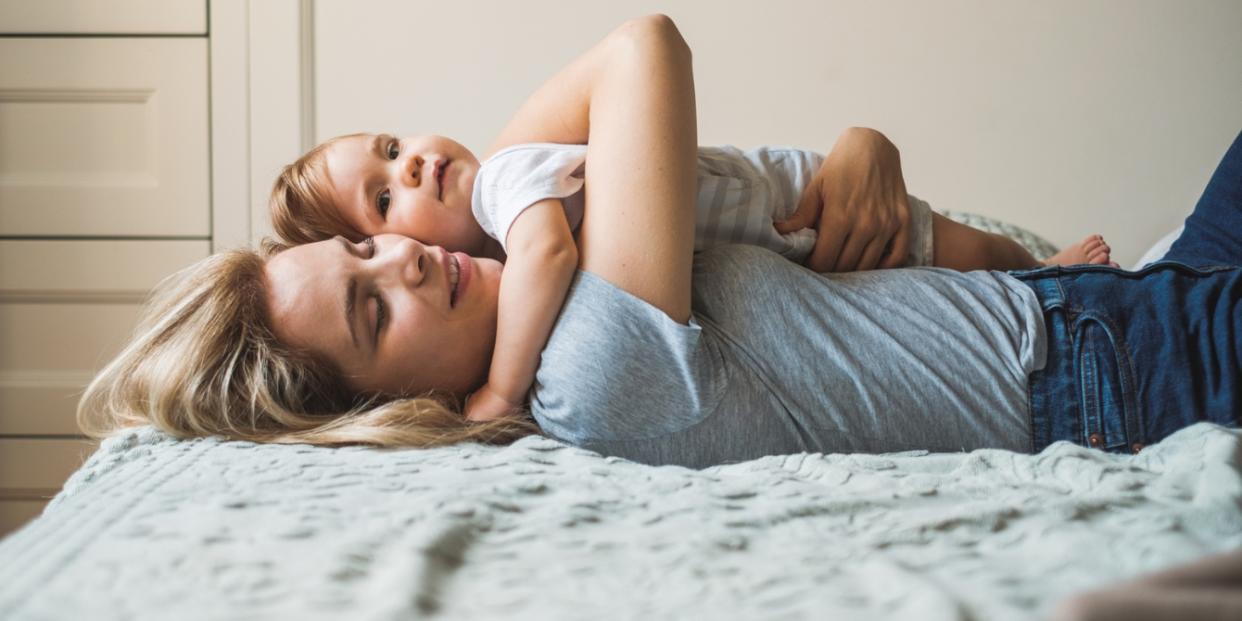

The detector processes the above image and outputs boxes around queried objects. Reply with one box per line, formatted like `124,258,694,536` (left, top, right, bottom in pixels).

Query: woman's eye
374,295,387,340
386,140,399,159
376,189,391,218
365,236,377,257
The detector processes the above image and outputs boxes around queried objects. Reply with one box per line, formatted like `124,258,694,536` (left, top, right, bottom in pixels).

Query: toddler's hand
775,127,911,272
464,383,524,422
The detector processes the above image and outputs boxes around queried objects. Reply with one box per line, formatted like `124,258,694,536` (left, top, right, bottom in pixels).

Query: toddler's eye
376,189,391,218
386,140,399,160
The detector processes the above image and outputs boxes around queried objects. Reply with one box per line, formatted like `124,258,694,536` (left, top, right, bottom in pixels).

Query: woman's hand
463,383,524,422
775,127,912,272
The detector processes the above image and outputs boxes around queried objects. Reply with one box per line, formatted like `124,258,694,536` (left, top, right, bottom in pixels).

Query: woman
80,16,1239,467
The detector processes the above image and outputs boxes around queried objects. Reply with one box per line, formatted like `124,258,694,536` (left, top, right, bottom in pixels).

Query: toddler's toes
1043,234,1114,266
1084,236,1112,265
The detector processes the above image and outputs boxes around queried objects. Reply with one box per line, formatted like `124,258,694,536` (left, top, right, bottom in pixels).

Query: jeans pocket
1074,315,1140,452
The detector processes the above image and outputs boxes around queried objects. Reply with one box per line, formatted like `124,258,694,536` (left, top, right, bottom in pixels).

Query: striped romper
470,143,935,266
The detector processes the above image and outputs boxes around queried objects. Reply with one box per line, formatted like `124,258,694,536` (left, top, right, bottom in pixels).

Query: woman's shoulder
530,267,724,445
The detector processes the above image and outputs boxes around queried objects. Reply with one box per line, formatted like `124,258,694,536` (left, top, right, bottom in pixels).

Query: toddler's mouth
435,160,450,200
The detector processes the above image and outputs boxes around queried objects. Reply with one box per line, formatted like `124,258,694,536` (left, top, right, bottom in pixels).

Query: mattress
1,422,1239,620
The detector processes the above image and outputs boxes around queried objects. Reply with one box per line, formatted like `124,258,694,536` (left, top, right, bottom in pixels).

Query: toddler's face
324,133,486,255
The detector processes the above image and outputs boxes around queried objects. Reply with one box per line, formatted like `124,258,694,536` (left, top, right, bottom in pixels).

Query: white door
0,38,209,237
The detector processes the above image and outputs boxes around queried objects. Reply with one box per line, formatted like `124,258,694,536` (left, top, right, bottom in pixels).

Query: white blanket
1,423,1239,620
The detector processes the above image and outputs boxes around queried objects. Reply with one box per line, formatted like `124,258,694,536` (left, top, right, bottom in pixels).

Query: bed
2,219,1238,620
1,423,1239,620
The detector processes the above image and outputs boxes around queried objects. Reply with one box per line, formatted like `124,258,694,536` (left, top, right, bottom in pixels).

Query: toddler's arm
464,199,578,422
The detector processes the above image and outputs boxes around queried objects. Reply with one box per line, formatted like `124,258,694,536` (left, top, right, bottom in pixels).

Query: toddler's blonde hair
78,241,540,448
270,134,368,244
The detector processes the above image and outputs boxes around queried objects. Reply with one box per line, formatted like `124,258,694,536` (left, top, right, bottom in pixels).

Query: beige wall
312,0,1242,266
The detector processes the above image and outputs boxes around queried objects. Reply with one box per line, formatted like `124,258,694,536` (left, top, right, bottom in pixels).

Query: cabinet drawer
0,0,206,35
0,38,209,237
0,240,210,435
0,438,96,491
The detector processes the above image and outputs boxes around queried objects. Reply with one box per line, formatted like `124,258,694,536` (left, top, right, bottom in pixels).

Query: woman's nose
400,153,426,188
374,237,427,288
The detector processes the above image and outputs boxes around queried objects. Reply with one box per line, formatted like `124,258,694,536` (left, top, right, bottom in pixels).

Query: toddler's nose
402,154,426,186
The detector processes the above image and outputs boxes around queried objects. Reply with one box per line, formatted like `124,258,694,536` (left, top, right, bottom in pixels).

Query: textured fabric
532,244,1045,467
1,423,1238,621
471,143,937,265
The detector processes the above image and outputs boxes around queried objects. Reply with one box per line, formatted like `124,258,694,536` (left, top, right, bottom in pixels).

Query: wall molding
0,88,153,103
245,0,313,245
209,0,251,251
298,0,315,153
209,0,314,250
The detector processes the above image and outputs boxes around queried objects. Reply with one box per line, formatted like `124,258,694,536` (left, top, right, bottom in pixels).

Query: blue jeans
1012,130,1242,453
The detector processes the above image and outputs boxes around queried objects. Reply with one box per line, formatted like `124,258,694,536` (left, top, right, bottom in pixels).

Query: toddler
269,131,1112,421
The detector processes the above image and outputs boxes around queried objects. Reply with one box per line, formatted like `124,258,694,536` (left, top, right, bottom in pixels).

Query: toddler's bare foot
1043,234,1118,267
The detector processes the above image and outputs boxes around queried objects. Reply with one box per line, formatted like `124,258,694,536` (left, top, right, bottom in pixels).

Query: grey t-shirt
530,245,1046,468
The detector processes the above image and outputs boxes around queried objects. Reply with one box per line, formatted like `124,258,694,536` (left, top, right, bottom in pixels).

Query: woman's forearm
575,15,697,323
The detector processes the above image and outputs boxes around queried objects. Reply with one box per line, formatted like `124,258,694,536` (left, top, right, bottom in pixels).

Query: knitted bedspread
1,423,1239,620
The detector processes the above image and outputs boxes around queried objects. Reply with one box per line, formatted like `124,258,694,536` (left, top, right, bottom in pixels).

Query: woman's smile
450,251,472,308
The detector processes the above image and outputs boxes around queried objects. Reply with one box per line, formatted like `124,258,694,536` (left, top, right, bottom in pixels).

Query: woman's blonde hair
78,241,540,447
269,133,367,245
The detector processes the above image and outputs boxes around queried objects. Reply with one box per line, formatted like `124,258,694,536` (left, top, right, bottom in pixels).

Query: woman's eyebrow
334,236,362,350
344,277,360,349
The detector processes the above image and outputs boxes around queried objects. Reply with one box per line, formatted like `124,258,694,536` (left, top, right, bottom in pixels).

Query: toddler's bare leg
931,213,1042,270
931,214,1116,270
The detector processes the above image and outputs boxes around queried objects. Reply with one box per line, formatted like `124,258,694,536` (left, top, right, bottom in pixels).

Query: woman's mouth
449,251,471,308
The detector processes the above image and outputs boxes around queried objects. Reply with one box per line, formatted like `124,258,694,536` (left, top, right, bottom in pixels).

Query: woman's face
264,234,503,397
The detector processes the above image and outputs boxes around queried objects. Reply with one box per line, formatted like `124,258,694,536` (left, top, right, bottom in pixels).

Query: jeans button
1088,433,1104,448
1131,442,1144,454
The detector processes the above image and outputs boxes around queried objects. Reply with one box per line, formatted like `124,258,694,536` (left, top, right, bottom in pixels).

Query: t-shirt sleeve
470,144,588,252
530,269,723,445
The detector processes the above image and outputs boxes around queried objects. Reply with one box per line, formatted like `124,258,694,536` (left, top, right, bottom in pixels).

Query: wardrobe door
0,0,205,34
0,37,209,237
0,240,210,435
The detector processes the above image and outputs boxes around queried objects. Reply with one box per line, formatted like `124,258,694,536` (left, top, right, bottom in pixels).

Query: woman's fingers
856,234,889,271
775,182,822,234
806,223,847,272
879,223,911,269
834,226,872,272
